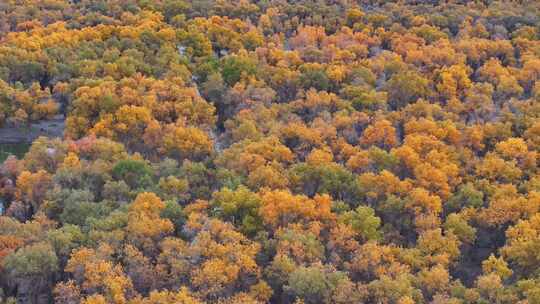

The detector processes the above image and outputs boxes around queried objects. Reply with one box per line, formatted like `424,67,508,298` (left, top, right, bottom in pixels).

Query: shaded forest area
0,0,540,303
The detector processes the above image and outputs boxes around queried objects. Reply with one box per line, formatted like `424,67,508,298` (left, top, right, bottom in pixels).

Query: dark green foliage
112,159,154,190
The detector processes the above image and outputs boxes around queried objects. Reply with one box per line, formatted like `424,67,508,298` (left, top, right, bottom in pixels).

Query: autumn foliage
0,0,540,303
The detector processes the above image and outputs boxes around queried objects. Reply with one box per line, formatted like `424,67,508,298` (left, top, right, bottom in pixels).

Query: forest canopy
0,0,540,303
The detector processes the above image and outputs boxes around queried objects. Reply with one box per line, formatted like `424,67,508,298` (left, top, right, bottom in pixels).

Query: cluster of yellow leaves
127,193,173,254
259,190,334,229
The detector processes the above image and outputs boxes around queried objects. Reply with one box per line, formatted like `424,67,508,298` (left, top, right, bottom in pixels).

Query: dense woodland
0,0,540,303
